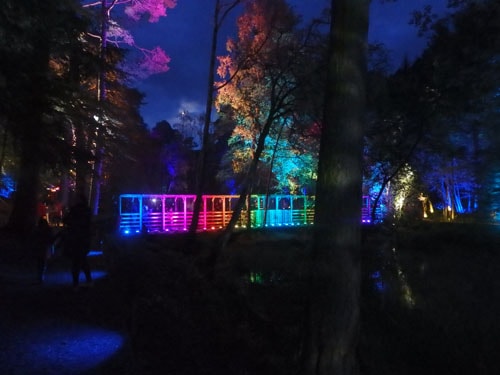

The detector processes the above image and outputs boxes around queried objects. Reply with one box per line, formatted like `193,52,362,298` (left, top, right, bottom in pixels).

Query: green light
249,272,264,285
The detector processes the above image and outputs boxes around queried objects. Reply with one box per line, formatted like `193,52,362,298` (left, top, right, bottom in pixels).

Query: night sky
130,0,448,128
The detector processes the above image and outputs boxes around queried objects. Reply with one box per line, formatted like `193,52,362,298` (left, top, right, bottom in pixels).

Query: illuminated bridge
118,194,372,235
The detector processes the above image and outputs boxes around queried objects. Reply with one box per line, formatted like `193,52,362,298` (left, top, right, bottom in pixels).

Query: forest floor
1,222,500,374
0,231,131,375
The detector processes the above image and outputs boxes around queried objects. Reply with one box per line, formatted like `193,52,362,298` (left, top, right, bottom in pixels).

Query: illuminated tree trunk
90,129,104,214
189,0,241,235
217,117,273,251
189,0,221,235
370,130,422,222
70,48,92,204
89,0,109,214
263,122,285,226
74,120,89,200
300,0,369,374
0,129,8,174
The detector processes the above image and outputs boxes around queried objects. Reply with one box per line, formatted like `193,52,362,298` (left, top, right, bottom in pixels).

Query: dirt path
0,248,130,375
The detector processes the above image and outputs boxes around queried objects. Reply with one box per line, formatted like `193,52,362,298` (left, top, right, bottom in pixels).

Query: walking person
63,194,93,290
32,216,54,284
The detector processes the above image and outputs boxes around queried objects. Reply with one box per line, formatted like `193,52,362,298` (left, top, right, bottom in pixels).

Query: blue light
88,250,102,257
0,174,15,198
374,280,385,292
44,270,108,286
370,270,386,292
21,324,125,374
226,179,236,195
1,266,122,373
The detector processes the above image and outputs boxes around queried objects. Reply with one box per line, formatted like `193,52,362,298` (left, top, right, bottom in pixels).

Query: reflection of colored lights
45,270,107,286
370,270,385,292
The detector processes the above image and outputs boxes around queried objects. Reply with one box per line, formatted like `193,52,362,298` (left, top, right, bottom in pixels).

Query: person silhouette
63,194,93,290
32,217,54,284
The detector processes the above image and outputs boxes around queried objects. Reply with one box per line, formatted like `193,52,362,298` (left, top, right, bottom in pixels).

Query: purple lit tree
150,120,195,193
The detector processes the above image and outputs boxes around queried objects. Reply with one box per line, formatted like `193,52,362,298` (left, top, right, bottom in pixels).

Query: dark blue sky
130,0,448,128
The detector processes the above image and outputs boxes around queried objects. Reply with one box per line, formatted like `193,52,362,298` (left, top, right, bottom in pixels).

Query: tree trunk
300,1,369,374
7,29,50,234
0,128,8,174
190,0,241,235
189,0,221,235
219,117,274,249
89,0,109,214
8,137,42,233
263,121,285,226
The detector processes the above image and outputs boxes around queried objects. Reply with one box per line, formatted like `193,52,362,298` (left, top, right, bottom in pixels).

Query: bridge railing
118,194,369,235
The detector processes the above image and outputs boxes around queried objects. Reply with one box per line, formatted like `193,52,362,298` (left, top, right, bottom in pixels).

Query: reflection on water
249,271,264,285
247,271,283,285
393,247,416,308
370,270,386,293
370,242,416,309
44,270,107,287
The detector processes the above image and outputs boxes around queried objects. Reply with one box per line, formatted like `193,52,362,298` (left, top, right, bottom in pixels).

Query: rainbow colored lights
119,194,372,235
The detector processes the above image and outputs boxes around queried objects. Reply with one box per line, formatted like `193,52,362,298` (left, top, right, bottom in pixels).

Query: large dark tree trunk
300,1,369,374
8,137,42,234
7,24,50,234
